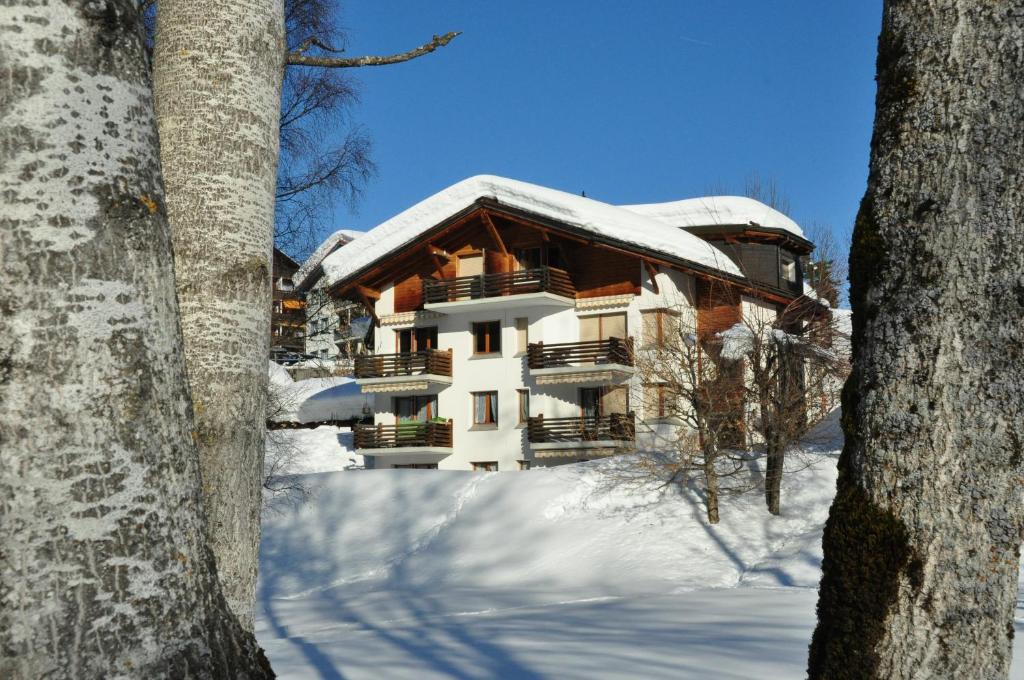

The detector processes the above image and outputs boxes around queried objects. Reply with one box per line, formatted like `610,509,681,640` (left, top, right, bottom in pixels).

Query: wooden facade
366,209,648,314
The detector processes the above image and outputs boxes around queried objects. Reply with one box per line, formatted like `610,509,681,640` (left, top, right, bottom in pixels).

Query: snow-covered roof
620,196,805,239
320,175,743,288
296,229,364,288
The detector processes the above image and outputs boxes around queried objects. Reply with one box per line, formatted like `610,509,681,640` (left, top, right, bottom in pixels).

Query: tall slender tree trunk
704,446,721,524
809,2,1024,678
154,0,285,630
0,2,272,677
764,438,783,516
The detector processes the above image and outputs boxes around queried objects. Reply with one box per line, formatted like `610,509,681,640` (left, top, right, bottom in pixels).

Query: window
393,463,438,469
394,395,437,422
518,460,532,470
515,247,542,271
641,309,679,348
579,312,627,342
546,247,564,270
515,317,528,353
473,391,498,426
472,461,498,472
517,389,530,425
472,321,501,354
580,386,628,418
398,326,438,353
781,256,797,283
459,253,484,277
644,383,669,419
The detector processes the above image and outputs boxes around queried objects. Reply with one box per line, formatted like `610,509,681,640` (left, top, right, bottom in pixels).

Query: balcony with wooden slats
422,266,576,313
526,413,635,458
353,349,453,394
354,420,454,460
526,337,635,386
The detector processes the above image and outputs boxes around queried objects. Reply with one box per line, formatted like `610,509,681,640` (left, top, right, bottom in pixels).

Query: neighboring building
300,175,817,471
271,248,305,358
296,230,368,362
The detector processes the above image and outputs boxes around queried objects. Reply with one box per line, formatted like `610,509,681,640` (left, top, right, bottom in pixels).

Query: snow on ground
257,418,1024,679
266,426,362,475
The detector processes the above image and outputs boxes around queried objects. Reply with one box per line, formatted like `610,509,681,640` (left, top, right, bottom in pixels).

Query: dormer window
781,256,797,283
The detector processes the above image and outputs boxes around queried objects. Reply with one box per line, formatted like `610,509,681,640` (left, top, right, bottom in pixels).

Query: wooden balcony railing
353,349,452,379
527,337,634,370
422,266,575,304
354,420,454,449
527,412,636,444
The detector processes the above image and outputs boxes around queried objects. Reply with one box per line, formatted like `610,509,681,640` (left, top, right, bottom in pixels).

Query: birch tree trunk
0,2,272,677
154,0,285,630
809,2,1024,678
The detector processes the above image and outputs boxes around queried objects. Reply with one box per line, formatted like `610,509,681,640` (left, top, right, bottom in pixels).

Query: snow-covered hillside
268,361,371,424
256,421,1024,679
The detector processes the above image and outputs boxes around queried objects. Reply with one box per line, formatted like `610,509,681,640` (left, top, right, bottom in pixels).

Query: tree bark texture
0,2,273,677
809,3,1024,678
154,0,285,629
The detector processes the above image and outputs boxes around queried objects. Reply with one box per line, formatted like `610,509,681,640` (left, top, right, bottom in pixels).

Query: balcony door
397,326,438,353
579,386,628,418
458,252,484,277
394,395,437,423
579,312,627,343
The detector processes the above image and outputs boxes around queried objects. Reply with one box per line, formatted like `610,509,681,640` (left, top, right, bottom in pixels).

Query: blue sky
325,2,881,247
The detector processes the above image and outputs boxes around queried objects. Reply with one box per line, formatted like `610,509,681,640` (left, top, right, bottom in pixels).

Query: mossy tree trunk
809,2,1024,678
154,0,285,630
0,2,272,676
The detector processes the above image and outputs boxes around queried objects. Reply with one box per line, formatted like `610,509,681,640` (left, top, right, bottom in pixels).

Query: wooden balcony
354,420,454,456
353,349,453,394
422,267,576,312
526,337,635,385
527,413,635,458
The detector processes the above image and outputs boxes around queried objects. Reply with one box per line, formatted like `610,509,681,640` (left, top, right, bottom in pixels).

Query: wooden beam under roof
358,290,379,326
356,284,381,300
644,260,660,294
480,211,509,255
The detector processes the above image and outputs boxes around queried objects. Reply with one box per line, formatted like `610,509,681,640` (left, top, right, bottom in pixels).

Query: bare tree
809,2,1024,678
802,222,851,308
718,300,849,515
0,2,271,676
275,0,374,256
744,172,792,215
633,301,753,524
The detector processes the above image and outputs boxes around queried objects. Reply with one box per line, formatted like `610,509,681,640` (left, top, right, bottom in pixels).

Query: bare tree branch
287,31,461,68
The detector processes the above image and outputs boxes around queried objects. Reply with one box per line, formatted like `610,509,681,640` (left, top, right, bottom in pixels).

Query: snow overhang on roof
295,229,364,290
619,196,805,239
320,175,744,291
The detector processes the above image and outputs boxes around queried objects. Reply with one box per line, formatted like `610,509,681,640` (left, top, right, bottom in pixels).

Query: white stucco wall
363,263,708,471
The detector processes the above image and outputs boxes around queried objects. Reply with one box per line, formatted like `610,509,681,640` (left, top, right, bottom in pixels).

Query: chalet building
297,175,816,471
271,248,305,357
296,230,368,361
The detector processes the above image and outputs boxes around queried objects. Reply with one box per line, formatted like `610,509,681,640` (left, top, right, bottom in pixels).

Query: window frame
517,389,530,426
514,317,529,354
472,320,502,355
781,255,797,283
472,391,499,426
644,382,669,420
